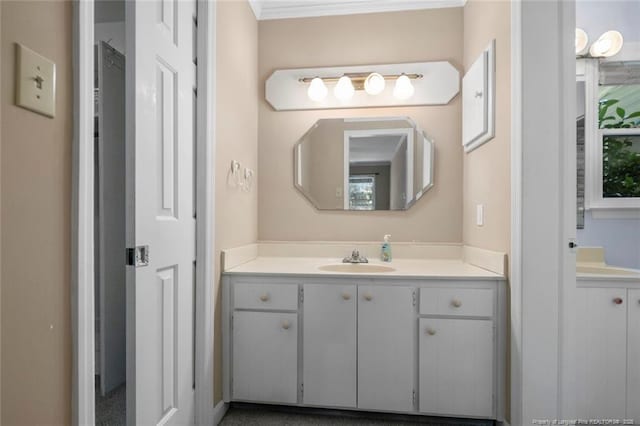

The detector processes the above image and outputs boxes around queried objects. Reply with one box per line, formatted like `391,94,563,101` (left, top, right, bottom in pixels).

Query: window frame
581,59,640,217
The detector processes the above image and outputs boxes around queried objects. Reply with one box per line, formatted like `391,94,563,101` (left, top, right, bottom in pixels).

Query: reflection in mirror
294,117,434,211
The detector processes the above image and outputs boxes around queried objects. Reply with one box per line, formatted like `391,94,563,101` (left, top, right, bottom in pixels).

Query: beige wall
462,0,511,254
462,1,511,418
258,8,464,242
1,1,73,424
213,0,258,403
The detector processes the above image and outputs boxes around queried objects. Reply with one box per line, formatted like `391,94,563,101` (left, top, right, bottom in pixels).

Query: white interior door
126,0,197,424
97,41,126,396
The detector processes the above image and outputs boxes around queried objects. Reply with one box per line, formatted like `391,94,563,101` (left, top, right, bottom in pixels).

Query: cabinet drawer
234,282,298,311
420,288,493,317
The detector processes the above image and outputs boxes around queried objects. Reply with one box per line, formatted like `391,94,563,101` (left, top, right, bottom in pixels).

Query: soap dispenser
381,234,392,262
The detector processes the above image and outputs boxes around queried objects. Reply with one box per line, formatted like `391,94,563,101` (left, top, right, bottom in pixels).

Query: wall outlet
476,204,484,226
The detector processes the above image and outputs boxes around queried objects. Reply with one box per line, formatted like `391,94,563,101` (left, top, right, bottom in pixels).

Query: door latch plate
126,245,149,267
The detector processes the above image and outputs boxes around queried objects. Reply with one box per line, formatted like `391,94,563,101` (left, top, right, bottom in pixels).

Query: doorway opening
93,2,127,422
72,1,215,424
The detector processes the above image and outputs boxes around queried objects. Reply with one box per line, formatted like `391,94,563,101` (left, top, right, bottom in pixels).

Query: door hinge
126,245,149,267
412,389,416,407
300,383,304,398
300,288,304,303
412,290,417,307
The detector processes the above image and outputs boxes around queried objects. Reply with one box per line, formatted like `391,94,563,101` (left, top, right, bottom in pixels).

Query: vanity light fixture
575,28,624,58
300,72,423,102
575,28,589,56
334,75,355,101
266,61,460,110
393,74,415,100
364,72,385,95
307,77,328,102
589,30,624,58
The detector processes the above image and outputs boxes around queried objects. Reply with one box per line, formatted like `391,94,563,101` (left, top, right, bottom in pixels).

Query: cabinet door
358,286,415,412
574,288,627,419
303,284,356,408
628,289,640,422
232,311,298,403
419,318,493,417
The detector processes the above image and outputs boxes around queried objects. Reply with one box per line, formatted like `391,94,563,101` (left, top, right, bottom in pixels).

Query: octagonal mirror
294,117,434,211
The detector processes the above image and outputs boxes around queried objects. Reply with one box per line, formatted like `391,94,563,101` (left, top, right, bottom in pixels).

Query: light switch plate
15,43,56,118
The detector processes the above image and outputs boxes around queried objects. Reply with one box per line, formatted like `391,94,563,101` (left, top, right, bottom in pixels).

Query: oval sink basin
577,265,640,276
318,264,396,273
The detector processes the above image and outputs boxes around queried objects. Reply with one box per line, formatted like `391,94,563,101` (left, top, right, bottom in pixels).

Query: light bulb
575,28,588,55
589,30,623,58
364,72,385,95
334,76,355,101
307,77,328,102
393,74,415,100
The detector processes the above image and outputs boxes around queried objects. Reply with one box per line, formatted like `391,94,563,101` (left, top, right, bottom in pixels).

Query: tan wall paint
1,1,73,424
258,8,464,242
213,0,258,403
462,1,511,419
462,0,511,254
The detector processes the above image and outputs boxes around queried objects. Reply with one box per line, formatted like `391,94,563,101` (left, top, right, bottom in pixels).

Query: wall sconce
264,61,459,111
576,28,624,58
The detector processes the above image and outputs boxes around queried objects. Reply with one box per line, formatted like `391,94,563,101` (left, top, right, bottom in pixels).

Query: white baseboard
212,401,229,425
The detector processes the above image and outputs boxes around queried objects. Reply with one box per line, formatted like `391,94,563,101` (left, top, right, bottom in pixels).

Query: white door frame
343,128,414,210
71,1,216,425
510,0,575,424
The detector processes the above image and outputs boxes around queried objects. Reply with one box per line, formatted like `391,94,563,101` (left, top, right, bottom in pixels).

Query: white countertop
224,257,504,280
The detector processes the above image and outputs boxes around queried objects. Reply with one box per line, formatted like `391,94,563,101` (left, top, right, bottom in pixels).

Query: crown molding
251,0,466,21
248,0,263,20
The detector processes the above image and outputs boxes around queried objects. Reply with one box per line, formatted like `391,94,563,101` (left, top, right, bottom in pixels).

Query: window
599,85,640,199
582,60,640,215
349,175,376,210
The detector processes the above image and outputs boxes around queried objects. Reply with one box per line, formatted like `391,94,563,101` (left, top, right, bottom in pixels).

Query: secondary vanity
221,243,507,422
567,248,640,422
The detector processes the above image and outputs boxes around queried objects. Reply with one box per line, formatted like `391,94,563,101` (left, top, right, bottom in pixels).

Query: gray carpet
95,377,126,426
220,404,495,426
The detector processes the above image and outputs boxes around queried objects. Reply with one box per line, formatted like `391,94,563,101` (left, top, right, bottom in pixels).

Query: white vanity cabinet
573,287,627,419
571,283,640,422
628,289,640,423
229,282,299,403
302,284,357,408
418,287,495,417
222,275,506,422
357,286,415,412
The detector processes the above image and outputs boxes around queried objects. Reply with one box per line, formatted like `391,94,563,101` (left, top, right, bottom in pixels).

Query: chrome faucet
343,249,369,264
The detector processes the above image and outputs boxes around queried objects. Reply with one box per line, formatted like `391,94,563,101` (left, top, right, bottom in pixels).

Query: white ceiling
249,0,466,21
349,134,405,164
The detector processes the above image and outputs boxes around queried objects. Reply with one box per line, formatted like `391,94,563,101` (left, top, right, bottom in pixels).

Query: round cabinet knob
425,327,436,336
342,292,352,301
451,299,462,308
259,293,270,302
281,320,291,330
613,297,623,305
363,293,373,301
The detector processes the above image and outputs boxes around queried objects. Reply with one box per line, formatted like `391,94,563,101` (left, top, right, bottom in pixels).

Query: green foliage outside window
598,98,640,198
